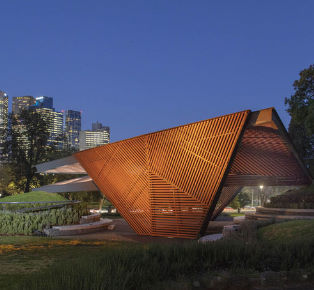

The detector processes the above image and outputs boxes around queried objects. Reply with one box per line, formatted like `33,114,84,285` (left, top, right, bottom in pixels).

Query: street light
259,185,264,206
251,191,254,207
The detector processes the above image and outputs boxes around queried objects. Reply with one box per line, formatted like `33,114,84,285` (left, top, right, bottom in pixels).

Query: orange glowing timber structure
72,108,311,239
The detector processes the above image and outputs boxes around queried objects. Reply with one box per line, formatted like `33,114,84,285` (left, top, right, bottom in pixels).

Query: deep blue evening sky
1,1,313,142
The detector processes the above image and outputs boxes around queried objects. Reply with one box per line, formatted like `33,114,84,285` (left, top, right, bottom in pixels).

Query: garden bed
0,203,88,235
0,191,88,235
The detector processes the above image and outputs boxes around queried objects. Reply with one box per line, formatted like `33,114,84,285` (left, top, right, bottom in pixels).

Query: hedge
266,186,314,209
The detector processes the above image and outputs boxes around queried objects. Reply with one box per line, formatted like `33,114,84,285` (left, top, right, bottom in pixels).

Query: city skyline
1,93,110,153
2,92,106,128
1,1,314,142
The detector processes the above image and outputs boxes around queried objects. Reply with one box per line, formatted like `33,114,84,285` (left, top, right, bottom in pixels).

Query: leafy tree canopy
229,196,240,211
5,108,50,193
238,192,251,208
229,192,251,213
285,64,314,159
0,165,15,196
3,108,80,195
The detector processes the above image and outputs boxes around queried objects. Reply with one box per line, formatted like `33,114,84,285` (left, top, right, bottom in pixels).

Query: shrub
0,202,88,235
265,185,314,209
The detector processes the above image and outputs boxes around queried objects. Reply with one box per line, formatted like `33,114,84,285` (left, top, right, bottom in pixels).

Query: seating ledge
44,218,113,236
53,218,112,231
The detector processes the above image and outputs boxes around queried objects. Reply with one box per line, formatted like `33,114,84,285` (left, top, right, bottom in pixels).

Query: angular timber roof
36,108,312,239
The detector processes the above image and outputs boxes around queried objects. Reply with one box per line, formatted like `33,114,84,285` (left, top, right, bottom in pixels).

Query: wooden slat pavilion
72,108,311,238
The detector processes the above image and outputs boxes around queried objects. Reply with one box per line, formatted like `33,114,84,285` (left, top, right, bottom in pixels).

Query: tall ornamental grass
21,238,314,290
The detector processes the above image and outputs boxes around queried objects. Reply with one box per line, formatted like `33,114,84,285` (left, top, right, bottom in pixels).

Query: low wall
246,207,314,221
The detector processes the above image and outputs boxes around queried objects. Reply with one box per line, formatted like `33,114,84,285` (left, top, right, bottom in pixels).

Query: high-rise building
65,110,81,150
32,96,63,148
12,96,63,150
0,91,9,161
34,96,53,109
35,108,64,148
92,121,103,131
11,96,36,155
12,96,36,115
51,111,64,148
0,91,8,133
79,123,110,151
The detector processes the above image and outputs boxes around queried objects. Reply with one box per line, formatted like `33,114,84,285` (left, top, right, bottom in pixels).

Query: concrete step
245,212,314,221
233,216,245,223
256,207,314,216
79,213,101,224
44,218,113,236
198,234,223,243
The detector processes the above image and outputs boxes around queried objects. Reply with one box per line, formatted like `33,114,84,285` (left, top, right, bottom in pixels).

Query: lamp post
251,191,254,207
259,185,264,206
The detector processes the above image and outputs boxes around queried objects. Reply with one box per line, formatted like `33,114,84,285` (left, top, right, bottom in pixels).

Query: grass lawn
0,191,67,202
258,220,314,242
1,220,314,289
0,236,125,290
1,232,314,289
229,212,245,217
86,200,112,210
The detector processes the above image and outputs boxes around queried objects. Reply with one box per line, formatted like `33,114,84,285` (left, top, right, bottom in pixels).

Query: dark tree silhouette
285,64,314,161
5,108,50,192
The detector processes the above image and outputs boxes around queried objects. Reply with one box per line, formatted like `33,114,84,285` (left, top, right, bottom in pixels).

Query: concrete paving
53,218,232,243
55,219,185,243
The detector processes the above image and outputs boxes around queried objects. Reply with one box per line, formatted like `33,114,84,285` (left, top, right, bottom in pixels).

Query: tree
285,64,314,161
229,196,241,213
229,192,251,213
238,192,251,208
0,164,15,196
5,108,50,193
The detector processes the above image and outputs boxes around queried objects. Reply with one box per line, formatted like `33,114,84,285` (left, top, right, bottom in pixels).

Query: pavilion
35,108,312,239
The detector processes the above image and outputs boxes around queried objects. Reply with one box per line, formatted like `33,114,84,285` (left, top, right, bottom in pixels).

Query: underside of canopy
36,155,86,174
33,176,97,193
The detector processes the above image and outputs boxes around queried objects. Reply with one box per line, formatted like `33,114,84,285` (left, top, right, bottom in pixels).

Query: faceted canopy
73,108,311,238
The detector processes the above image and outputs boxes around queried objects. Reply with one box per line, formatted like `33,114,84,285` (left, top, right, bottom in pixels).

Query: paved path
54,218,234,243
55,219,184,243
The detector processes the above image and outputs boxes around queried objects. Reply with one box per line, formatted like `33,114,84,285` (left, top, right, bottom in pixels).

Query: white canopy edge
32,176,98,193
36,155,87,174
